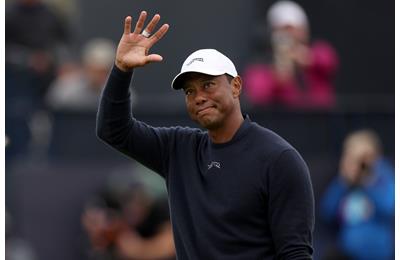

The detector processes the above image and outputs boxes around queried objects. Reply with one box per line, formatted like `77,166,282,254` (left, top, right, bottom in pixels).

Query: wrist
115,60,132,72
111,63,134,81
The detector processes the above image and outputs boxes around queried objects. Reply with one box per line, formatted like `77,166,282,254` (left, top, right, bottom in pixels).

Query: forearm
96,64,133,147
96,64,170,176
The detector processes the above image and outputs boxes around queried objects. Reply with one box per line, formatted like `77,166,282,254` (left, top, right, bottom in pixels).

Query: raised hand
115,11,169,71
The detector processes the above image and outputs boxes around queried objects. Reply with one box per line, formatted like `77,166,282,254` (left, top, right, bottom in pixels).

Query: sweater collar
210,114,252,148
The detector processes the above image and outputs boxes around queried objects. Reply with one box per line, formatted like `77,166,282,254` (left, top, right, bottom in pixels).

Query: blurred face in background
84,63,110,91
82,38,116,91
272,24,309,45
267,1,310,46
339,133,380,184
340,145,369,182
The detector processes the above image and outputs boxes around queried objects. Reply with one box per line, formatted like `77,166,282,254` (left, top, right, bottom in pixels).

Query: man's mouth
196,106,215,116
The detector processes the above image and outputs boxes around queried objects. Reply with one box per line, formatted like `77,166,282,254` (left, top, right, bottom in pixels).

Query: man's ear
231,76,242,98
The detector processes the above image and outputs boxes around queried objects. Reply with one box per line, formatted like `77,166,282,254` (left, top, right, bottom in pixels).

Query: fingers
124,11,169,65
143,14,160,35
146,54,163,63
123,16,132,35
133,11,147,34
132,11,168,40
149,24,170,45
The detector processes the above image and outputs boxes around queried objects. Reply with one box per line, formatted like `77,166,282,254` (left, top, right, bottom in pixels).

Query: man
97,11,314,259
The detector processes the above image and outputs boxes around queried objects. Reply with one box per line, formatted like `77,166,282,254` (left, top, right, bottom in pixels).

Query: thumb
146,54,163,63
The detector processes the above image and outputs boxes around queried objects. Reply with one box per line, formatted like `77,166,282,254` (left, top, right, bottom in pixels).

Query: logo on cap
186,57,204,66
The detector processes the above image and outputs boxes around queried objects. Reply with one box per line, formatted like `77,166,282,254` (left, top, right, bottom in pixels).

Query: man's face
182,73,240,130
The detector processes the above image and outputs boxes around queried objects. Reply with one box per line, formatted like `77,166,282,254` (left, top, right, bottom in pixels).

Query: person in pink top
243,1,339,109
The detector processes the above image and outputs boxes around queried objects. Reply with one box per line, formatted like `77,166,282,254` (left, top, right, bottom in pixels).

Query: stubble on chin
198,115,222,130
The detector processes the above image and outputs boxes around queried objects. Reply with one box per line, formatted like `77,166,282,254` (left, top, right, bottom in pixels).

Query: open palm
115,11,169,71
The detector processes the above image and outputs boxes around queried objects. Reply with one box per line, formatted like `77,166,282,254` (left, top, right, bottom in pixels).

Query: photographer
320,130,394,260
243,0,338,108
81,178,175,260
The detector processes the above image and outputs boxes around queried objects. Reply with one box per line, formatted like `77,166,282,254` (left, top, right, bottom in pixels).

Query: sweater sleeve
96,65,173,178
268,149,315,260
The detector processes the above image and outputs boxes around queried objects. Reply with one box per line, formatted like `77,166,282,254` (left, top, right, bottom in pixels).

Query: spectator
46,38,116,112
320,130,394,260
6,0,73,159
243,0,339,109
81,171,175,260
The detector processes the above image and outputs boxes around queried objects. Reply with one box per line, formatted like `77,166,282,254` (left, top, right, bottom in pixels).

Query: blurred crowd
5,1,394,260
6,1,161,259
5,0,117,162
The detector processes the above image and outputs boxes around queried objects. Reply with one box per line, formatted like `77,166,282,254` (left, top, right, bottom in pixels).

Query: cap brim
171,70,227,90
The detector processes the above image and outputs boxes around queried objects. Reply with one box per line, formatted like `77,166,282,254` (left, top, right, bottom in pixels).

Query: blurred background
5,0,394,259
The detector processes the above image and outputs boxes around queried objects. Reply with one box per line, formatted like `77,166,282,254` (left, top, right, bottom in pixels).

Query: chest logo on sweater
207,161,221,170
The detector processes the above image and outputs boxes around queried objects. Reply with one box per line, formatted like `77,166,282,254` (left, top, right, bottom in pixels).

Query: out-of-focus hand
339,147,371,186
290,44,311,67
81,208,109,249
115,224,176,259
115,230,143,258
82,208,130,250
340,161,361,185
115,11,169,71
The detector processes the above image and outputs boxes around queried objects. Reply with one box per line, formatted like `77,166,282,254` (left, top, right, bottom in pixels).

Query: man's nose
194,91,207,105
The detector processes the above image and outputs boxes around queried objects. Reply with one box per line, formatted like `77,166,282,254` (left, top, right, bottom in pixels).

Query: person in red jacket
243,0,339,109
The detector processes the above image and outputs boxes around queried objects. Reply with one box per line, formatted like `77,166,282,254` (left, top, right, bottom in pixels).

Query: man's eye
185,89,193,96
204,82,214,89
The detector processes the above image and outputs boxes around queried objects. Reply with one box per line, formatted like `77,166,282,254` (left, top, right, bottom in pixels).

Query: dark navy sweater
96,65,315,259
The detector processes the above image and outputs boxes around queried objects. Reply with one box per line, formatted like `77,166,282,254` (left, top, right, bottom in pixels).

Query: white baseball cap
171,49,238,90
